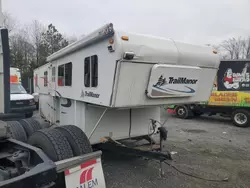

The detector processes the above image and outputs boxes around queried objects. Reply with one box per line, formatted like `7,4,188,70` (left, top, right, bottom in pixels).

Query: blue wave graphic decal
164,86,195,93
153,86,196,93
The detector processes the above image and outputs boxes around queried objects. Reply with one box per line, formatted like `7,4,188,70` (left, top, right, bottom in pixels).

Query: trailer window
44,71,48,87
84,55,98,88
91,55,98,87
58,65,64,86
58,62,72,86
84,57,90,87
65,63,72,86
52,67,56,82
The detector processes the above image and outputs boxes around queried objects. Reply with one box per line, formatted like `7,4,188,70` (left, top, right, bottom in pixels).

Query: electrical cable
148,119,157,137
146,114,228,182
164,161,229,182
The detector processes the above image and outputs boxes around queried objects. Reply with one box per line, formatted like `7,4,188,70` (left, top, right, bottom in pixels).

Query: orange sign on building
10,75,18,83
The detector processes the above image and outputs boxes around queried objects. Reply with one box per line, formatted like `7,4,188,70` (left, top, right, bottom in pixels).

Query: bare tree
220,37,249,60
247,38,250,59
221,38,236,59
242,37,250,59
10,29,34,73
29,20,46,68
5,17,71,74
2,12,18,34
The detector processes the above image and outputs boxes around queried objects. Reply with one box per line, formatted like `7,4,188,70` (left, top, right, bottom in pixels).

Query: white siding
112,62,217,107
50,40,119,107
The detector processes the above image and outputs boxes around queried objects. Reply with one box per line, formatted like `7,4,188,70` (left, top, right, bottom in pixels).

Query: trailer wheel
6,121,27,142
232,109,250,127
56,125,92,156
28,129,74,161
18,118,42,137
175,105,192,119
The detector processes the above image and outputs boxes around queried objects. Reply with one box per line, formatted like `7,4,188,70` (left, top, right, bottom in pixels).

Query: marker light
213,50,217,54
121,36,129,41
109,39,114,44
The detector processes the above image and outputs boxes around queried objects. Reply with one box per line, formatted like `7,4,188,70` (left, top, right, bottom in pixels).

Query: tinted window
65,63,72,86
44,71,48,87
84,57,90,87
84,55,98,88
91,55,98,87
58,64,64,86
58,63,72,86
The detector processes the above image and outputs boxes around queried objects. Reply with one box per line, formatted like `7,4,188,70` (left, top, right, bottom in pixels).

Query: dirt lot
102,112,250,188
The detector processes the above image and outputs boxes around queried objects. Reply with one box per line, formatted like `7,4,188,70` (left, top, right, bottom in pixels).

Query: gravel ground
102,112,250,188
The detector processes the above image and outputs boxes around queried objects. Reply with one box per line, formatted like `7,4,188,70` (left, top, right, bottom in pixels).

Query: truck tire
18,118,42,137
25,118,42,130
56,125,92,156
175,105,193,119
28,129,74,161
18,119,34,137
6,121,27,142
232,109,250,128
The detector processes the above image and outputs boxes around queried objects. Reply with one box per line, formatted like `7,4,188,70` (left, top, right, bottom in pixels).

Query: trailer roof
47,23,114,62
46,23,219,69
114,31,219,68
221,59,250,62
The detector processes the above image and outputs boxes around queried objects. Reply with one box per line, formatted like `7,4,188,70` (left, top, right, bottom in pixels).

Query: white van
10,67,36,118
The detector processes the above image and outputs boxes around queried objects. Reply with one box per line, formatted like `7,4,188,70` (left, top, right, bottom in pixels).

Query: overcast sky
2,0,250,45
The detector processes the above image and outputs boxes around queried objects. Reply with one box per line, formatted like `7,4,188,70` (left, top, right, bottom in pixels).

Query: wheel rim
234,113,247,125
177,108,186,116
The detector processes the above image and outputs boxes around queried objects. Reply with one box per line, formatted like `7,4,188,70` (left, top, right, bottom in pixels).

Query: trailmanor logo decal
152,75,198,95
81,90,100,98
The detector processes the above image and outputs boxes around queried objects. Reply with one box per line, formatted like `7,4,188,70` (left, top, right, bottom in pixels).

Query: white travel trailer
34,23,220,144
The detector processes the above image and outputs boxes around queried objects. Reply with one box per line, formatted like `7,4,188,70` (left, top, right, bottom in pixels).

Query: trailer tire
232,109,250,128
56,125,92,156
175,105,192,119
18,118,42,137
28,129,74,161
7,121,27,142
